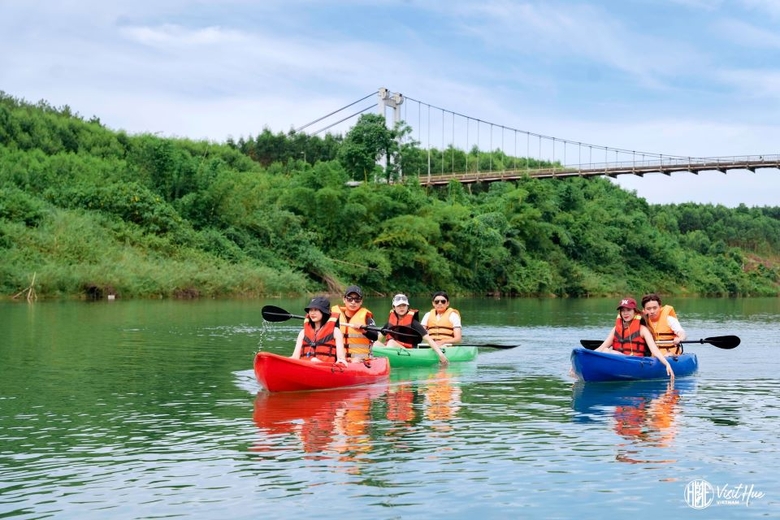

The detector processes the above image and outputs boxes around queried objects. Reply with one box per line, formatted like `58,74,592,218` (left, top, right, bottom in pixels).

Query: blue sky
2,0,779,207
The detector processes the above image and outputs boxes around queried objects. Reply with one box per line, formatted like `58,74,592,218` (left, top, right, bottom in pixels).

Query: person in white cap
377,293,448,366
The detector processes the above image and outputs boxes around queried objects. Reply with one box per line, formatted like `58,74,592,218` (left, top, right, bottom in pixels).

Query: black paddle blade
261,305,304,322
579,340,602,350
385,325,423,343
456,343,521,349
703,335,741,349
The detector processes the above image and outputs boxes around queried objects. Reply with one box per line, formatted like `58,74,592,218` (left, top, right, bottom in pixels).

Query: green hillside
1,91,778,299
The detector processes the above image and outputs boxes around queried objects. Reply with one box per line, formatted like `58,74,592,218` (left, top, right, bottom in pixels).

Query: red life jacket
612,316,648,357
301,319,338,362
387,309,418,348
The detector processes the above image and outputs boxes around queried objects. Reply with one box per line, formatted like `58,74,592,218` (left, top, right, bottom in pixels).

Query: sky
2,0,780,207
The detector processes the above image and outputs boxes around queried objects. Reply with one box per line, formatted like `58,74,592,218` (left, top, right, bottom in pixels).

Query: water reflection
251,364,474,462
572,379,697,464
252,385,387,459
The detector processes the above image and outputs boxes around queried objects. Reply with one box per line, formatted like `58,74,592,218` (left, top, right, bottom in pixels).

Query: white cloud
1,0,780,206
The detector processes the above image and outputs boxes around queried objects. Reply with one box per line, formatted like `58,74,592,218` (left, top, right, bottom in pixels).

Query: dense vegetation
1,91,778,300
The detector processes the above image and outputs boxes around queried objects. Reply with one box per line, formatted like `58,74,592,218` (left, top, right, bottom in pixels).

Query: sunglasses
345,296,362,303
433,299,448,304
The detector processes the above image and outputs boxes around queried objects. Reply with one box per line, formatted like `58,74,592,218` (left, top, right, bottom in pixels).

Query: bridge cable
309,103,378,136
295,92,375,133
405,96,690,161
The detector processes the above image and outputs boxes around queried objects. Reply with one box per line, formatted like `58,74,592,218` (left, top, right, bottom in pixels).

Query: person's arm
422,332,449,366
376,321,391,344
361,316,379,341
449,312,462,344
595,328,616,352
334,327,347,366
642,326,674,381
420,312,431,328
667,316,686,344
290,329,305,359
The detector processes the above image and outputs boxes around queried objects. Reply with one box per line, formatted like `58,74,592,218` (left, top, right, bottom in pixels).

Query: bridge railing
417,154,780,179
408,154,780,185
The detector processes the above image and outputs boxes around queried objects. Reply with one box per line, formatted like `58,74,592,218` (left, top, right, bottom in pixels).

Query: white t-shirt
667,316,685,335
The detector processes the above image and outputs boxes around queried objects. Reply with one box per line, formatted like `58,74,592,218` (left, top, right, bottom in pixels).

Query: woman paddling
290,296,348,366
594,297,675,381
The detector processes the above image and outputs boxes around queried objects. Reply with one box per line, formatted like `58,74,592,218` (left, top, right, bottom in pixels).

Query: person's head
305,296,331,324
432,291,449,311
343,285,364,311
392,293,410,316
641,293,663,319
616,297,639,320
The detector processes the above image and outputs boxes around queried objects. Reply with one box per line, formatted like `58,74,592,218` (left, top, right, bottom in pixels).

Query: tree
337,113,398,182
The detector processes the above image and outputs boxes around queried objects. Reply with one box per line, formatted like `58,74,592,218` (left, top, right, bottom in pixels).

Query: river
1,297,777,519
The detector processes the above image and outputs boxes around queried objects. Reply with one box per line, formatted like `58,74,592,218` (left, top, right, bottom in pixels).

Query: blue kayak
570,348,698,382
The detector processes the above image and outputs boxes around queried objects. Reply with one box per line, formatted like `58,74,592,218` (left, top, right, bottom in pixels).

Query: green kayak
372,345,478,367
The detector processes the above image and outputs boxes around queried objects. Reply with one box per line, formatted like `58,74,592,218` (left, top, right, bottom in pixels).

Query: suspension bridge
295,87,779,186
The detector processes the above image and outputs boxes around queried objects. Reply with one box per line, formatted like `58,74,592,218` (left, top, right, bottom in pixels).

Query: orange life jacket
612,316,648,357
331,305,373,360
387,309,418,348
425,307,460,342
301,319,338,362
646,305,681,355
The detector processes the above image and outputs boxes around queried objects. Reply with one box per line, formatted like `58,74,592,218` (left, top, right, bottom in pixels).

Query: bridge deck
411,157,780,187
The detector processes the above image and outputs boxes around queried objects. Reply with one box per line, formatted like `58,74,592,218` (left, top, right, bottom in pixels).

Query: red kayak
253,352,390,392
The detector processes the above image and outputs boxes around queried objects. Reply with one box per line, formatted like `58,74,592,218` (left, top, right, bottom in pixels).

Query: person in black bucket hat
330,285,378,362
290,296,347,366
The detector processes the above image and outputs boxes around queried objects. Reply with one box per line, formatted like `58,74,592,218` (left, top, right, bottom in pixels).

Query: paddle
261,305,422,342
410,342,519,350
459,343,521,350
579,335,741,351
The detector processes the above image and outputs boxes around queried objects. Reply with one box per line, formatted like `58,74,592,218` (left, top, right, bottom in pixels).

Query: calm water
1,297,778,519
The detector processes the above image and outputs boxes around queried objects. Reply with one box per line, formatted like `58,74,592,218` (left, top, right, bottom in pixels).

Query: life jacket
646,305,681,355
331,305,373,360
387,309,418,348
612,316,648,357
425,307,460,342
301,319,338,362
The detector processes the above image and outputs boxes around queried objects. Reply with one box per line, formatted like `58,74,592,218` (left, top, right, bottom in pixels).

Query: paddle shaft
580,334,740,350
261,305,421,342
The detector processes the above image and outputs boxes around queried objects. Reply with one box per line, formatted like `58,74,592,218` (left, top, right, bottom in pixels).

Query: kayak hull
571,348,698,382
372,345,478,367
253,352,390,392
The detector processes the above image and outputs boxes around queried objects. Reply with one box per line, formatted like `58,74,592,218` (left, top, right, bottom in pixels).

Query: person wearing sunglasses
420,291,462,345
377,294,448,366
330,285,378,362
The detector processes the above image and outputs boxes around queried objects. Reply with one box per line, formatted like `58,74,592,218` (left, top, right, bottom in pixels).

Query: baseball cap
616,297,639,311
392,294,409,306
344,285,363,298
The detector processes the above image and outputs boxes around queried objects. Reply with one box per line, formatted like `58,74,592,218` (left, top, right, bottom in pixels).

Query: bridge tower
377,88,405,180
378,87,404,125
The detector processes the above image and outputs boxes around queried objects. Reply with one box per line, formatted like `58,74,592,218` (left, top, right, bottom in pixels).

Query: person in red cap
595,297,675,380
330,285,378,362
